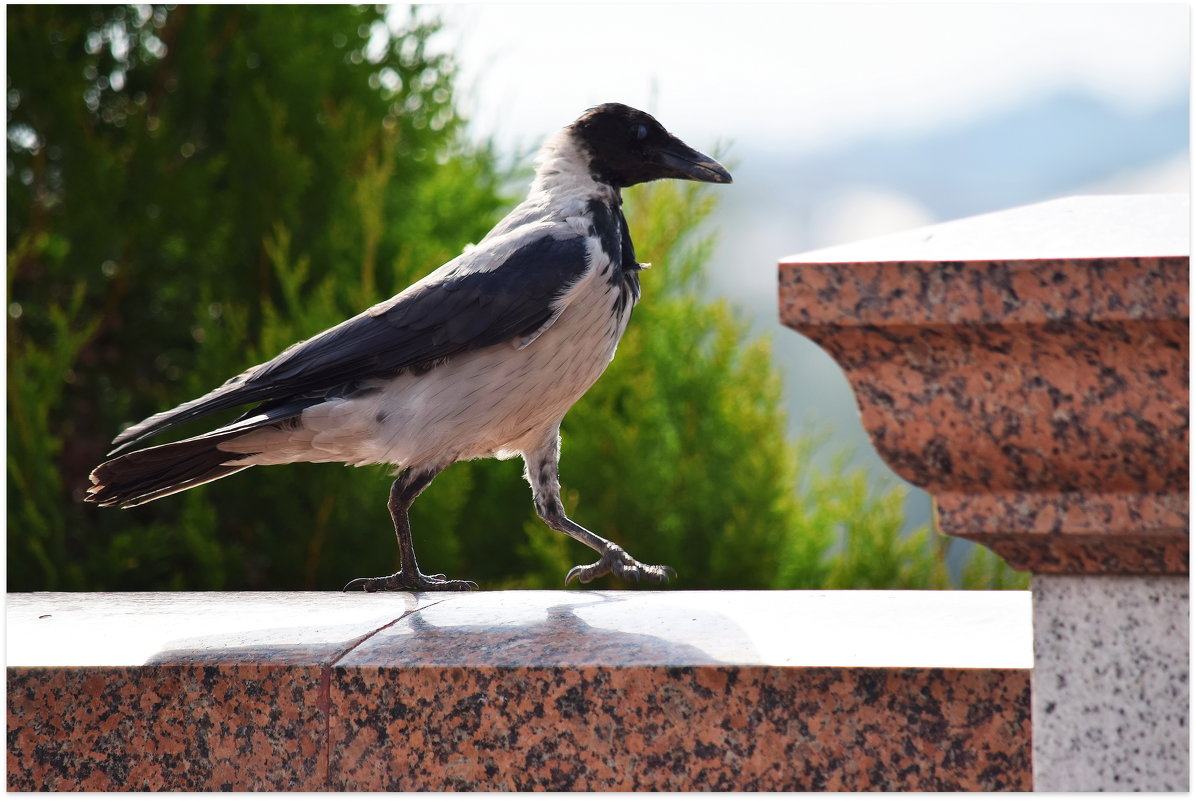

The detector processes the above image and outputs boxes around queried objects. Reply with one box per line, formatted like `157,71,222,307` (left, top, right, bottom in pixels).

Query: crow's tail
86,431,257,509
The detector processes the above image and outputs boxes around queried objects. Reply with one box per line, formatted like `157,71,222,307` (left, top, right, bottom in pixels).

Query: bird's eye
633,123,648,141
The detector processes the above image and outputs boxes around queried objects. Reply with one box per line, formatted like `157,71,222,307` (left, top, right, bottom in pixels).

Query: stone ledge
7,590,1031,791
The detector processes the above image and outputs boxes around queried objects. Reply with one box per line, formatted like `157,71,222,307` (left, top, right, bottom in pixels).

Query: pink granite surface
8,665,326,791
7,590,1031,791
779,195,1189,575
332,664,1028,791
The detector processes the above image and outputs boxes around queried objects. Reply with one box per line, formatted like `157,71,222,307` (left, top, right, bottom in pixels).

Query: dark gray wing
109,232,591,454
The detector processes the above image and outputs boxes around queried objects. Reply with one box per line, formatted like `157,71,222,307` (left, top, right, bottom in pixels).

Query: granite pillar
778,193,1189,791
1032,575,1189,791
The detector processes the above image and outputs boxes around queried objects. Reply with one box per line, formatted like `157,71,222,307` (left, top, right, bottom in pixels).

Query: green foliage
7,263,100,589
7,5,1027,592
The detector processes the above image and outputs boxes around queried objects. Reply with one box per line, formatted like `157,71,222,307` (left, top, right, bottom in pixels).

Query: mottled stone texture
6,665,326,791
3,665,1033,792
6,591,1032,791
1032,575,1189,791
331,666,1029,791
779,195,1188,575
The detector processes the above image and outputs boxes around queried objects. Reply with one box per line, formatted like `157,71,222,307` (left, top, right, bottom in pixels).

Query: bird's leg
343,467,478,592
524,432,675,586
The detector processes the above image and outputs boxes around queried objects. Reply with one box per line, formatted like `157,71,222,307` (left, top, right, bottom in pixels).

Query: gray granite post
1032,575,1189,791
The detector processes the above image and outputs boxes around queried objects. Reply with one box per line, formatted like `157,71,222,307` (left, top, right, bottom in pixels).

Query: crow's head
569,103,732,189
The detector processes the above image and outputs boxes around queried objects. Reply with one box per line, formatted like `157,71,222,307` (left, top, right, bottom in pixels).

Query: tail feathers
108,380,326,457
107,379,254,456
87,431,257,509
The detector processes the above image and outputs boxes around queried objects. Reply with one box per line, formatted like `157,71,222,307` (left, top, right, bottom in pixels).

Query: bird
86,102,733,591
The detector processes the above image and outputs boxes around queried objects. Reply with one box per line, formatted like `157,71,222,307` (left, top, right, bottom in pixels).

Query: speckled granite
6,591,449,792
779,195,1189,575
1032,575,1189,791
7,665,325,791
331,665,1029,791
330,591,1032,790
7,590,1032,791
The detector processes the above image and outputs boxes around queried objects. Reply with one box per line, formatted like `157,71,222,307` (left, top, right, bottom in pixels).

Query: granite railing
8,590,1030,791
779,193,1189,792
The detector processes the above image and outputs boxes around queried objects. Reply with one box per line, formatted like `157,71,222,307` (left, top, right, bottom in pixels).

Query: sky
424,3,1189,157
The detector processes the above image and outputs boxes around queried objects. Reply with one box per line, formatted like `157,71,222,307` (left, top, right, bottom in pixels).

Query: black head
569,103,732,189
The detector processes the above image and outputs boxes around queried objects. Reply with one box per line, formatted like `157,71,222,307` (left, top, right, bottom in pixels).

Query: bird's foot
565,545,676,586
343,569,478,592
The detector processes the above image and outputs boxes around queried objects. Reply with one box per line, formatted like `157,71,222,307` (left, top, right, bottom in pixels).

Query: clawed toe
565,546,675,586
342,571,478,592
342,576,373,592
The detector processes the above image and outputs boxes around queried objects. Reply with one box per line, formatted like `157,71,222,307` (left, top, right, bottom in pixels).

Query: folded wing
109,231,592,454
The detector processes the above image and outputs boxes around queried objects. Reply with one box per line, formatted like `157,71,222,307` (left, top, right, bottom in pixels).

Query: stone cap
779,194,1189,575
7,590,1032,669
785,194,1187,267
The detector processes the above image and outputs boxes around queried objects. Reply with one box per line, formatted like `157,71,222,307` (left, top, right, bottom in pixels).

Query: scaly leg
523,429,675,585
343,466,478,592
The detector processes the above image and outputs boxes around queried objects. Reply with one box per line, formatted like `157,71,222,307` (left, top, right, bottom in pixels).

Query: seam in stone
319,596,453,789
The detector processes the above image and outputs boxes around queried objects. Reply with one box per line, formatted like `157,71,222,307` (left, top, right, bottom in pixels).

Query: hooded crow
87,103,733,591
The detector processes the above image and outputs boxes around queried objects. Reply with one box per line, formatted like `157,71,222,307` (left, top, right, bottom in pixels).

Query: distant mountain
756,88,1190,224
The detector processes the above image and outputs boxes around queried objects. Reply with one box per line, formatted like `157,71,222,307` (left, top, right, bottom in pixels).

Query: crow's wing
109,230,592,454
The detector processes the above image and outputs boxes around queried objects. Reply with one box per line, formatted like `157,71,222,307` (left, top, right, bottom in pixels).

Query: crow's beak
657,138,733,184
